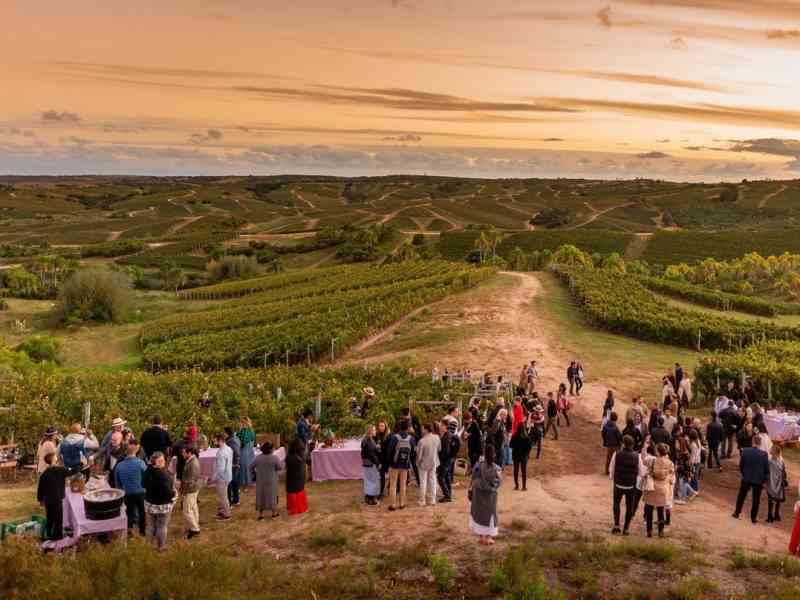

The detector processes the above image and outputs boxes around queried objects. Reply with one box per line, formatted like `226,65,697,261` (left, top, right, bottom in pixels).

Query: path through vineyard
349,272,796,555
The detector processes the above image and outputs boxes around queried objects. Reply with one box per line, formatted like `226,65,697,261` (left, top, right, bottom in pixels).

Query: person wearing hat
101,417,128,453
361,387,375,420
37,427,60,475
115,436,148,535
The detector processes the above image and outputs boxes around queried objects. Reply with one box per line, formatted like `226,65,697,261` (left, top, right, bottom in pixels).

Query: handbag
640,461,656,492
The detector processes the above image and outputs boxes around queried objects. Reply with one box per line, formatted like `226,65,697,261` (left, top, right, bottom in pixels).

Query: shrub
15,335,61,364
0,298,8,311
58,268,133,324
208,255,260,282
427,553,456,592
308,527,348,549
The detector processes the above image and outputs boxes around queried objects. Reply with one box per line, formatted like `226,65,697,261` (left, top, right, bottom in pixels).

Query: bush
427,554,456,592
0,298,8,311
208,255,260,282
16,335,61,364
58,268,133,324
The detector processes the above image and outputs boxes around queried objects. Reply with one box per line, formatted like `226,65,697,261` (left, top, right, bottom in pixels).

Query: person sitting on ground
37,452,72,541
142,451,176,550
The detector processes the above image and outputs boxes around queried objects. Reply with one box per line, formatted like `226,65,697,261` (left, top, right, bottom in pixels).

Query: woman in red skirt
286,439,308,515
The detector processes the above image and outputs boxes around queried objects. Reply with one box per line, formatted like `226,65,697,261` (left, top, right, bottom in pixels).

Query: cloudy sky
2,0,800,180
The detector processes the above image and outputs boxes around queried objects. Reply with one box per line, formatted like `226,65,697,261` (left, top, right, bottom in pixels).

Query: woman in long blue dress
237,416,256,490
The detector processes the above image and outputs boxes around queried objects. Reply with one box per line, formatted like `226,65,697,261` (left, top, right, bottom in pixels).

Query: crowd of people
32,359,800,556
34,414,309,549
604,368,800,552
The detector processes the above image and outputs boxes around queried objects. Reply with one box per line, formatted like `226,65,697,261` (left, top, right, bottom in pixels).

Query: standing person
526,361,539,394
142,452,176,551
557,383,571,427
224,427,241,508
510,417,533,491
213,433,233,521
286,439,308,516
180,445,202,539
641,443,674,538
489,409,508,472
544,392,559,440
575,362,585,396
361,425,382,506
400,407,423,486
622,419,644,452
566,361,578,396
415,423,441,507
720,400,740,459
766,445,788,524
58,423,99,481
36,427,59,475
518,365,528,396
511,397,525,435
733,434,770,524
387,419,416,511
531,406,545,460
609,435,640,535
140,416,172,461
687,429,703,493
375,421,391,499
674,363,684,389
115,438,148,536
469,444,502,545
602,391,615,421
100,417,127,453
237,417,256,491
789,479,800,555
437,420,454,503
251,441,282,520
464,411,483,469
37,453,70,541
602,412,623,476
706,411,724,472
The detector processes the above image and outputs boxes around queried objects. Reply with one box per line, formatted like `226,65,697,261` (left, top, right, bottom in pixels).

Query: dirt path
759,184,788,209
168,215,204,234
426,207,462,230
349,272,795,554
571,202,635,230
290,188,316,209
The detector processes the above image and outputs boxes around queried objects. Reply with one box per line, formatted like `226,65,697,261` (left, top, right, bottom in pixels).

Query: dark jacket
737,429,753,451
37,465,71,504
226,435,241,470
466,421,483,457
510,428,533,461
739,447,769,486
142,466,176,505
601,422,623,449
361,436,380,468
650,426,671,447
622,425,643,451
375,431,390,471
140,426,172,459
286,454,306,494
490,421,506,452
612,449,639,488
547,399,558,419
706,421,725,446
720,407,740,435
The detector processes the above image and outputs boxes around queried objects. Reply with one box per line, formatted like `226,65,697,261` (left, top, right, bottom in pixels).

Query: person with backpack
602,412,623,476
387,419,416,511
57,422,99,481
437,420,457,503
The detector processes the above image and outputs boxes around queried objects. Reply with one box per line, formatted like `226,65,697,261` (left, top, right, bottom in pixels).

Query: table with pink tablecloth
765,413,800,442
41,489,128,551
171,447,286,485
311,439,363,482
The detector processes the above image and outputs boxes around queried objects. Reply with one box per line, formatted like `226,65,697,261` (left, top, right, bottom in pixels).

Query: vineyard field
641,230,800,265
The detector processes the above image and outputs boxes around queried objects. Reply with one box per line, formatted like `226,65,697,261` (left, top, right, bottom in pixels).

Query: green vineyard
142,262,495,370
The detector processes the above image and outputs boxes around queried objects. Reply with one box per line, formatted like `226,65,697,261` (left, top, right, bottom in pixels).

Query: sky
2,0,800,180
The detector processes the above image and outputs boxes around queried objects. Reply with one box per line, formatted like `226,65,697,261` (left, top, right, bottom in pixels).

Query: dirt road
350,272,795,554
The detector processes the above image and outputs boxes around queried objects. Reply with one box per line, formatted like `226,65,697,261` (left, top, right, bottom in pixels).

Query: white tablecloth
171,447,286,485
41,488,128,551
764,413,800,441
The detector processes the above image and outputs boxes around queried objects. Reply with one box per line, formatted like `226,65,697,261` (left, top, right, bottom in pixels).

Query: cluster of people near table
604,365,800,554
34,414,309,550
31,359,800,556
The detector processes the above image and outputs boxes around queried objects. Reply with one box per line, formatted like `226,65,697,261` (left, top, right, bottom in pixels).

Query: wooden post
768,380,773,403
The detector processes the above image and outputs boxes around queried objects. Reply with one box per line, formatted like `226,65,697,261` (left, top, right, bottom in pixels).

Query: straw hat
111,417,127,428
362,387,376,397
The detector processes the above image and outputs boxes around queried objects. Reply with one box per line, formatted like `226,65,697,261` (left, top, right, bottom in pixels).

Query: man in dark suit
732,435,770,524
